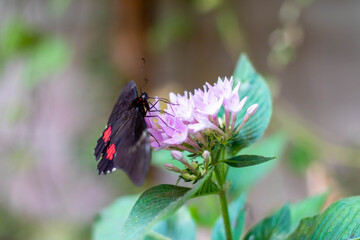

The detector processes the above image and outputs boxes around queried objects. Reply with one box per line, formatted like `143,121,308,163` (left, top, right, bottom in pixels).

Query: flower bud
243,104,258,123
234,103,259,134
171,150,183,161
202,150,211,161
171,150,195,171
202,150,211,169
164,163,181,173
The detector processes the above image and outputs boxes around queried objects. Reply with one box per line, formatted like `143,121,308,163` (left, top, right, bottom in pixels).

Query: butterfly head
140,92,148,102
133,92,150,116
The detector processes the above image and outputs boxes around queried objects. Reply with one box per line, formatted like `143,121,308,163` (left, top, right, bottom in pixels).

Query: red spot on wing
106,144,116,160
103,126,112,143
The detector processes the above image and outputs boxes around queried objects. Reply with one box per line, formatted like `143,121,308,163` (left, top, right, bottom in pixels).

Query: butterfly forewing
94,81,137,161
94,80,151,186
107,81,139,124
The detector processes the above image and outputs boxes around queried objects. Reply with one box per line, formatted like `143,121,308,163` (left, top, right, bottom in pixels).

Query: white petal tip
247,104,258,115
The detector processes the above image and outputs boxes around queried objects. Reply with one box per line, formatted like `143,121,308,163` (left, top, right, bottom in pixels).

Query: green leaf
211,193,247,240
145,231,171,240
225,54,272,155
227,132,286,198
287,196,360,239
223,155,276,168
290,192,328,232
93,195,196,240
147,207,196,240
193,173,219,197
119,169,213,240
244,204,291,240
92,195,139,240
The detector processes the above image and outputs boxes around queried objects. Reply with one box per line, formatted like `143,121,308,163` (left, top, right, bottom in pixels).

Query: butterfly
94,81,151,186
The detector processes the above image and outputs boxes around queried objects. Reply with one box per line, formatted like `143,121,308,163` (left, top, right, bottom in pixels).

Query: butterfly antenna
139,57,146,93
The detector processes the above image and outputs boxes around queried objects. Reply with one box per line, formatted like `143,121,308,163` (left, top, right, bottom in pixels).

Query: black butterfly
94,81,151,186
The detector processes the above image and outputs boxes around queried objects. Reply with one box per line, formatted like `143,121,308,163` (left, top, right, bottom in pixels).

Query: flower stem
215,166,232,240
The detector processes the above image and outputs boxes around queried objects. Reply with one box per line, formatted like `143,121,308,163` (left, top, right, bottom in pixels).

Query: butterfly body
94,81,151,186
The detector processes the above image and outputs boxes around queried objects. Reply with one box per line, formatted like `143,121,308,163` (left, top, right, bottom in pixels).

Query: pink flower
162,116,188,145
188,112,223,135
146,110,189,150
168,91,194,122
146,76,258,153
207,77,240,106
224,94,247,114
192,86,224,116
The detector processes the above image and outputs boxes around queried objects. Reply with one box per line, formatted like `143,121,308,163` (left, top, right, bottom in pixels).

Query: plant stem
215,166,232,240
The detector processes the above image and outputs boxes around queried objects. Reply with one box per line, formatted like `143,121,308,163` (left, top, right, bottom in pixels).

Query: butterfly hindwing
112,109,150,185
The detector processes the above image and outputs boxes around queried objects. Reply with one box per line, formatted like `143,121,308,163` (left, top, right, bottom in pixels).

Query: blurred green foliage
47,0,71,17
193,0,222,13
0,207,35,240
0,20,42,60
147,0,246,59
0,19,70,88
268,0,314,70
93,195,139,240
188,195,220,227
23,37,69,87
214,6,246,58
149,12,192,53
0,207,90,240
287,138,318,174
3,100,27,125
227,132,287,198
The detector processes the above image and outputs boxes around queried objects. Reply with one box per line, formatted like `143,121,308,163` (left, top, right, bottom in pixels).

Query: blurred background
0,0,359,239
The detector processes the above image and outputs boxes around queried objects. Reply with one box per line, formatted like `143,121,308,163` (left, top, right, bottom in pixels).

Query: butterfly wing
94,80,151,186
94,81,138,161
97,108,151,185
114,109,150,185
107,81,138,124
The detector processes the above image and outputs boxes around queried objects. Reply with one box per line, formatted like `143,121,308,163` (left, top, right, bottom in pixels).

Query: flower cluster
145,77,258,181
